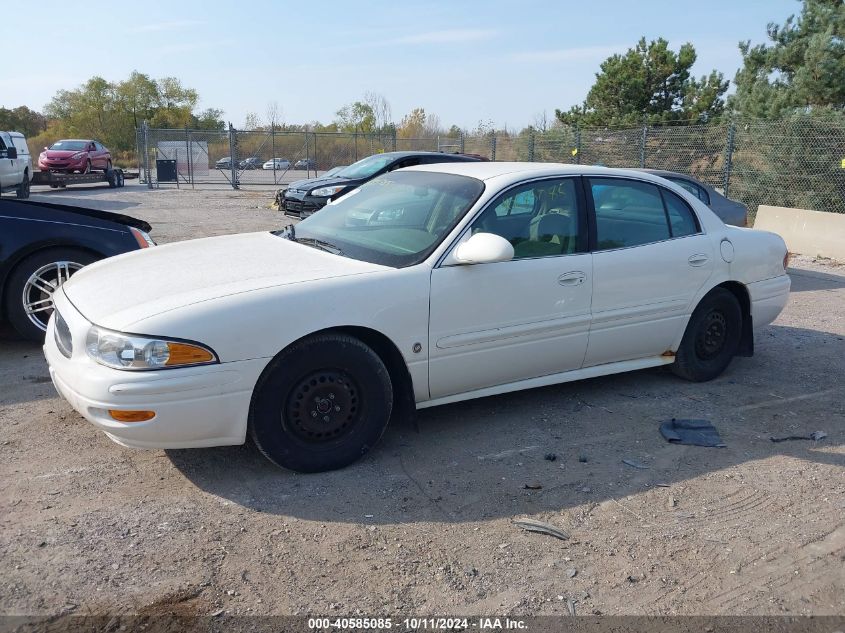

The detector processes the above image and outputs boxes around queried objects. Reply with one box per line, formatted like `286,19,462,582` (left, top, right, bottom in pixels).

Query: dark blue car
0,199,154,340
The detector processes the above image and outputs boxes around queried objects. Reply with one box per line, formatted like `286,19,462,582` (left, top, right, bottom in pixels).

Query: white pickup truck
0,131,32,198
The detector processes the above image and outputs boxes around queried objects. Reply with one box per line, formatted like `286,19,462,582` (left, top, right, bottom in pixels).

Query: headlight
310,185,347,198
39,152,46,159
85,326,217,370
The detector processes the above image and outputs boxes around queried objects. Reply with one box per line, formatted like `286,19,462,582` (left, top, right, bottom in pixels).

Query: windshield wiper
294,237,344,256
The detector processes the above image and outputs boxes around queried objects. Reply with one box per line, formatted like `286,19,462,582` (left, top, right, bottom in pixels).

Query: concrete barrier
753,205,845,260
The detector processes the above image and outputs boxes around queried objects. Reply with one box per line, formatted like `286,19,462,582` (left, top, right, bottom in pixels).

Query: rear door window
589,178,670,250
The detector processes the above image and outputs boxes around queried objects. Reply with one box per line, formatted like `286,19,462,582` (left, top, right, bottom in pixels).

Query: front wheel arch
252,325,416,429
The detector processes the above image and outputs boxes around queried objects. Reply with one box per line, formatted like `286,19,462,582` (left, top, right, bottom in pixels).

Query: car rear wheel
5,248,98,341
105,160,112,173
249,333,393,473
16,172,30,199
671,288,742,382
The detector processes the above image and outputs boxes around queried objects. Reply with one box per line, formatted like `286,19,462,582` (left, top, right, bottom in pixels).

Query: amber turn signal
109,410,156,423
165,342,215,366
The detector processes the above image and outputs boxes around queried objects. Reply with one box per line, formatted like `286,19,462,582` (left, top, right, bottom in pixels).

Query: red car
38,139,112,173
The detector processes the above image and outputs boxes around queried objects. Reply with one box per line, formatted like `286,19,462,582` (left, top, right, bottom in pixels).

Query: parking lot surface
1,186,843,617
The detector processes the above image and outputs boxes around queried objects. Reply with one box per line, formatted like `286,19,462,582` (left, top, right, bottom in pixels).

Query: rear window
11,135,29,155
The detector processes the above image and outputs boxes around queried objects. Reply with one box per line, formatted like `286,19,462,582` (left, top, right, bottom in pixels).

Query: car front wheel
249,333,393,473
5,248,98,341
671,287,742,382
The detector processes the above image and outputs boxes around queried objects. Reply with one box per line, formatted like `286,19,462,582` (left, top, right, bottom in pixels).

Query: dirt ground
1,185,843,618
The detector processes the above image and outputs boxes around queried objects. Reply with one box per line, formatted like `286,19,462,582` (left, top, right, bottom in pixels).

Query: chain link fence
138,117,845,216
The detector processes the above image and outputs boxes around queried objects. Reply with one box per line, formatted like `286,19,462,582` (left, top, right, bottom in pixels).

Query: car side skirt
416,355,675,409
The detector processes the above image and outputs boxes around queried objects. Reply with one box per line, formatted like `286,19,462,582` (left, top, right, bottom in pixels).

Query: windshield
333,154,396,180
50,140,88,151
287,171,484,267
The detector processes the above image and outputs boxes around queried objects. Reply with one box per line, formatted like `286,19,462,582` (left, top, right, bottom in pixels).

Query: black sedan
281,151,484,218
0,199,154,340
637,169,748,227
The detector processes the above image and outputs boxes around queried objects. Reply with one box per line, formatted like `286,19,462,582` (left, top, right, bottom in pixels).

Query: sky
2,0,801,130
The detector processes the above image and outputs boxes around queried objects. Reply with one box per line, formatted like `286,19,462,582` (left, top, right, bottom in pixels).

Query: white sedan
44,163,790,472
262,158,291,170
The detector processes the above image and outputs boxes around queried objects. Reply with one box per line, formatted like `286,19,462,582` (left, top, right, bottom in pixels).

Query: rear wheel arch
715,280,753,357
1,242,105,308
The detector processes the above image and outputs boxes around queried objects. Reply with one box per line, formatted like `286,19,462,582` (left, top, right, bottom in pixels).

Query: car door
583,176,715,367
428,177,593,398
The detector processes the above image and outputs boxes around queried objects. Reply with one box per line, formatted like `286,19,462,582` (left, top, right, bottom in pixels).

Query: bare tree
363,91,393,131
243,111,261,130
532,110,549,133
265,101,284,131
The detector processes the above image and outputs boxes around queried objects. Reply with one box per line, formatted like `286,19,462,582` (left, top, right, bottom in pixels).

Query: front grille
54,309,73,358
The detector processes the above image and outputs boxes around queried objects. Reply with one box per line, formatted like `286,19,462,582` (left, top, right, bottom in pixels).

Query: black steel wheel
672,288,742,382
249,333,393,472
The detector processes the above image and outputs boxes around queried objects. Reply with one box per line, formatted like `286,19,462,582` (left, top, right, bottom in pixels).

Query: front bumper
39,158,85,171
281,191,327,218
43,289,268,449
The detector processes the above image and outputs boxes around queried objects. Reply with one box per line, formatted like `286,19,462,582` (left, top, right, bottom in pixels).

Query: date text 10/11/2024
307,617,528,630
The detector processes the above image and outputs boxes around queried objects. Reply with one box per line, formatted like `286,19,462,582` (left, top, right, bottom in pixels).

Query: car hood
61,231,387,330
44,150,84,158
286,176,354,193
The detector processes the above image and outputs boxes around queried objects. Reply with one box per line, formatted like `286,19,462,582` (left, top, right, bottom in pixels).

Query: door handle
558,271,586,286
688,254,709,267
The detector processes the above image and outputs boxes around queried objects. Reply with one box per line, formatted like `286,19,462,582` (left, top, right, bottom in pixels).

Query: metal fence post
312,132,318,175
305,132,311,178
392,127,397,152
528,131,535,162
142,121,152,189
185,126,194,188
459,132,465,154
639,121,648,168
723,119,736,197
228,122,239,190
490,133,497,161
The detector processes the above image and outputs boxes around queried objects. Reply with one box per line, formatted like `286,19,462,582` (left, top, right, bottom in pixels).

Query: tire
16,172,30,199
105,160,112,173
249,333,393,473
5,248,99,341
671,288,742,382
117,171,125,187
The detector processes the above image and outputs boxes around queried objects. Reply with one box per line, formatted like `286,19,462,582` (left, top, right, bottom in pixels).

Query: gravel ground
1,186,843,618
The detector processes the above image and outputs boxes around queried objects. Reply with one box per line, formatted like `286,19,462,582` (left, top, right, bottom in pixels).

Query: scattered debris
627,574,640,583
567,568,578,578
567,598,576,616
544,453,557,462
667,495,677,509
770,430,827,443
578,454,589,463
523,482,543,490
512,518,570,540
660,418,726,447
622,458,649,470
210,609,225,618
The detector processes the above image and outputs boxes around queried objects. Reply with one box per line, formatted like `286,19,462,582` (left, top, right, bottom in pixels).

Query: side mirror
6,147,17,159
452,232,514,265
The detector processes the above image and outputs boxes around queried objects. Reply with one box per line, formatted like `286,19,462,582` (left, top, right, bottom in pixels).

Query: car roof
54,138,95,143
371,151,480,161
405,161,680,181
